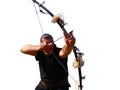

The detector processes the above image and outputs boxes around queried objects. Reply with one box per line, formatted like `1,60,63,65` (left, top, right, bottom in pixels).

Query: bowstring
33,2,44,34
32,2,78,87
51,52,78,86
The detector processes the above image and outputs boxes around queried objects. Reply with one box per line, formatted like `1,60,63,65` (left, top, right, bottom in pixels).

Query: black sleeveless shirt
35,45,68,83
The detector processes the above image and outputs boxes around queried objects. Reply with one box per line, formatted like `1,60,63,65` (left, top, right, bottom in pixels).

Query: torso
35,46,68,83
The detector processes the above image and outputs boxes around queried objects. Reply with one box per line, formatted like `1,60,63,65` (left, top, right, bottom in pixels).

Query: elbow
20,47,26,54
20,45,29,54
59,53,66,59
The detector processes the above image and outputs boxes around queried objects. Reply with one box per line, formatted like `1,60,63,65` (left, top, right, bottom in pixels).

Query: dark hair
40,33,53,42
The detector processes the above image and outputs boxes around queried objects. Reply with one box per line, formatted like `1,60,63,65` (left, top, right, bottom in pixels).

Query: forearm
59,44,73,58
20,44,40,56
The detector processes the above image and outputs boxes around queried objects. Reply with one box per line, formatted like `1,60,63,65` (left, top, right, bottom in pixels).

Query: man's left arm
59,32,76,58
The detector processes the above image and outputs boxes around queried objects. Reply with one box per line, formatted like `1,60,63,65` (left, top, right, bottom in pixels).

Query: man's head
40,33,53,42
40,33,54,54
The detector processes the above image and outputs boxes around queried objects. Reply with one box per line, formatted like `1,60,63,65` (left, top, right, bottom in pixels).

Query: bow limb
32,0,68,35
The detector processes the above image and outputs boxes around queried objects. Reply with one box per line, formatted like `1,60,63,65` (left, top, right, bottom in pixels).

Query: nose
48,42,53,46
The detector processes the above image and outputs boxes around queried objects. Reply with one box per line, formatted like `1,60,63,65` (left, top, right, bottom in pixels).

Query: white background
0,0,120,90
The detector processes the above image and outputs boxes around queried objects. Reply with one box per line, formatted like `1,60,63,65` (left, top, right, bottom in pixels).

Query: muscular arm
20,44,40,56
59,44,73,58
59,32,76,59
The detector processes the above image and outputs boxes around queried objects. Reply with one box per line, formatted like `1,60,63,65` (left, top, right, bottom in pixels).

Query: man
20,32,76,90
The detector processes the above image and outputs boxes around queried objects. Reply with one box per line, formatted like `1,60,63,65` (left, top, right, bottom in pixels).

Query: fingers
64,30,73,38
64,31,76,46
69,30,73,36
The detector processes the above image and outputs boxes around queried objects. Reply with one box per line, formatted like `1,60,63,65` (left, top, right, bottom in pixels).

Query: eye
46,42,51,44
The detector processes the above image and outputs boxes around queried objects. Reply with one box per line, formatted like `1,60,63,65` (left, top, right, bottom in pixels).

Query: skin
20,32,76,59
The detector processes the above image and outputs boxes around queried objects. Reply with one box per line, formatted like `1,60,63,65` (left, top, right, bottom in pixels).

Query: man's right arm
20,44,40,56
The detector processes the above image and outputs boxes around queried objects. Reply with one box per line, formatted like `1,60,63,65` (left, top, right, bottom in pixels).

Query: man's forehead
41,37,54,43
42,37,53,40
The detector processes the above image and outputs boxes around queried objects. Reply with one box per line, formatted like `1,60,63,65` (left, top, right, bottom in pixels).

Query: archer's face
41,37,54,54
